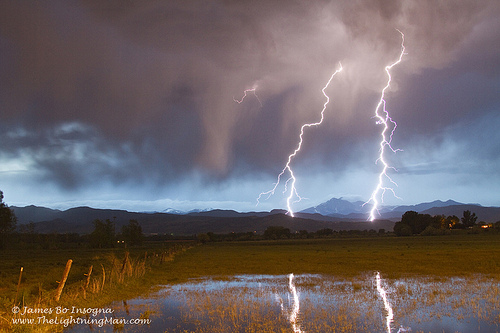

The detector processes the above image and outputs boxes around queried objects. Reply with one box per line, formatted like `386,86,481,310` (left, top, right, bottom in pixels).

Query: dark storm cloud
0,0,499,192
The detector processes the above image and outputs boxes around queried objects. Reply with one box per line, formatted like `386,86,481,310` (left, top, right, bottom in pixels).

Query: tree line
89,218,144,248
0,190,145,249
0,191,17,249
392,209,492,236
197,226,390,243
2,190,499,249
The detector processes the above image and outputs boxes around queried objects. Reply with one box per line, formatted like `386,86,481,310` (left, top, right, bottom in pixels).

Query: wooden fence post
83,265,93,299
120,252,129,273
54,260,72,302
14,267,23,305
101,264,106,292
84,265,93,289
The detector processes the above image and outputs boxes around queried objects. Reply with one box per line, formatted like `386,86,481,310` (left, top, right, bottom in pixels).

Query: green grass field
164,234,500,280
1,234,499,332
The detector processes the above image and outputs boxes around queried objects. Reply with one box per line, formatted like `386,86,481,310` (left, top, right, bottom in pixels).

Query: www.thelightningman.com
11,306,151,328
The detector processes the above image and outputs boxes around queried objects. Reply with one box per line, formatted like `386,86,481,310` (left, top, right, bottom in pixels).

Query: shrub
393,222,412,236
420,225,444,236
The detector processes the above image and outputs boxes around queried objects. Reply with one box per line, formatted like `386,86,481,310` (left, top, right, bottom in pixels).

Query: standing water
66,273,500,332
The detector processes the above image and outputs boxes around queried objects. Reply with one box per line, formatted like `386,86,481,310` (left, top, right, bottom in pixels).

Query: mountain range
303,198,500,222
300,198,465,215
10,198,500,235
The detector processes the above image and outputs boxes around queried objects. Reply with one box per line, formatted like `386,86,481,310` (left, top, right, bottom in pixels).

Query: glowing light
257,63,343,216
277,274,304,333
376,272,394,333
233,85,262,106
375,272,411,333
289,273,303,333
366,30,406,221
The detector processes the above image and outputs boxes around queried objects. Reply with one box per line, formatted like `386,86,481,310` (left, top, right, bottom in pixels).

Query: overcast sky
0,0,499,214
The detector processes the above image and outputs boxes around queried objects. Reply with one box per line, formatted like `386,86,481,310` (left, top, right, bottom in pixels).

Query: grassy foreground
1,242,192,332
1,234,499,332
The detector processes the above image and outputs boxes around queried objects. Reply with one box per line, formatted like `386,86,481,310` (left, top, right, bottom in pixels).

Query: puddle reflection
276,273,304,332
376,272,395,333
66,273,500,333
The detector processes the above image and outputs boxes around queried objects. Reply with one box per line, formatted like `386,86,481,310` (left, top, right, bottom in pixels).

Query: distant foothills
10,198,500,236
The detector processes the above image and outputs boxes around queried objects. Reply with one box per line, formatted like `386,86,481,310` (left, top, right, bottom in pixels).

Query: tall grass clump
0,243,193,333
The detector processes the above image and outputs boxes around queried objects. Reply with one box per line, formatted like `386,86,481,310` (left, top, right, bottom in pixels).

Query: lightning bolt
375,272,411,333
288,273,303,333
366,30,406,221
276,274,304,333
376,272,394,333
233,85,262,106
257,63,343,217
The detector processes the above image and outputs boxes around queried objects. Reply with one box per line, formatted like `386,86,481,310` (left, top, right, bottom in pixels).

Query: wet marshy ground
67,273,500,332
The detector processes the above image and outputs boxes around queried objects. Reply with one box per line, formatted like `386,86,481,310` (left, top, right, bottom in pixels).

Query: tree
400,211,434,235
445,215,460,229
315,228,334,237
263,226,291,240
19,222,37,244
461,210,477,228
89,219,115,248
121,219,143,246
420,225,444,236
393,221,412,236
196,233,210,244
0,191,17,249
298,230,309,239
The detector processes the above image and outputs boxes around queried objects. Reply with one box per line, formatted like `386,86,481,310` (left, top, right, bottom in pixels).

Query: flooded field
67,273,500,333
